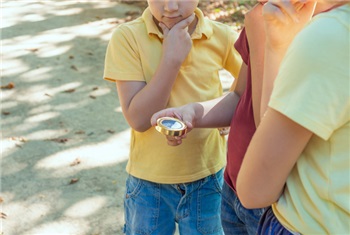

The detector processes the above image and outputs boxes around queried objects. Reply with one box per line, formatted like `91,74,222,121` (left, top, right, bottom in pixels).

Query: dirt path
1,1,234,235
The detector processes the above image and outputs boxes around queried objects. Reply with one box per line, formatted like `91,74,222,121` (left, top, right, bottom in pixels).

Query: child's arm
237,108,312,208
244,2,266,127
151,90,241,146
260,0,316,119
117,14,195,132
236,0,316,208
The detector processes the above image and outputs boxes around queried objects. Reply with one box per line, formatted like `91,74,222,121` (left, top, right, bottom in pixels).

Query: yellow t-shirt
269,4,350,234
104,8,242,183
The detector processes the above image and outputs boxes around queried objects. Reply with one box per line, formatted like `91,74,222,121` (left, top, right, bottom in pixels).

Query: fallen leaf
89,95,96,99
0,82,15,89
107,130,115,134
63,88,75,93
92,87,98,90
48,138,68,143
1,212,7,219
0,197,3,203
27,48,39,52
44,93,52,97
69,55,74,59
71,65,78,71
69,178,79,184
9,136,27,142
70,158,81,166
2,111,10,115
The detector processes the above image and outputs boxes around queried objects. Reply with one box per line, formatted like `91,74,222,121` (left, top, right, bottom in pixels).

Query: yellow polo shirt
269,4,350,234
104,8,242,183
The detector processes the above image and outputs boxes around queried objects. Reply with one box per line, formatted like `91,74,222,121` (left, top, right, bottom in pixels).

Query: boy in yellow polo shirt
103,0,242,234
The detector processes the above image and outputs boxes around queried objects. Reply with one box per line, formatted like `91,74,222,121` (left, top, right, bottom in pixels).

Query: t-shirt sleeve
269,17,350,140
223,27,243,80
103,25,144,82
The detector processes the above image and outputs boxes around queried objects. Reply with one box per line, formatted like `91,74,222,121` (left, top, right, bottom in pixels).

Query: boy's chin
162,21,178,30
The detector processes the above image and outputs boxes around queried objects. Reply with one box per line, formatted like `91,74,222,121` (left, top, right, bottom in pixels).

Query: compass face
160,119,184,129
155,117,187,136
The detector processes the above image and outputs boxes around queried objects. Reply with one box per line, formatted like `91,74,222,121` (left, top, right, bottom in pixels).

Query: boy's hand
159,14,196,66
263,0,316,54
151,105,196,146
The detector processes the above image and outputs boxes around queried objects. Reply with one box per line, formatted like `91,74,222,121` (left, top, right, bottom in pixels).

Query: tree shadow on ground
1,1,139,234
1,1,253,234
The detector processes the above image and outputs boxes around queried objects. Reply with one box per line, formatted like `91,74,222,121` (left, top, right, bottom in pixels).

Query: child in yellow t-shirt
103,0,242,234
237,1,350,234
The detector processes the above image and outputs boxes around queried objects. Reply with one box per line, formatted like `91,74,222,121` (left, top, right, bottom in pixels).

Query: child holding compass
103,0,242,234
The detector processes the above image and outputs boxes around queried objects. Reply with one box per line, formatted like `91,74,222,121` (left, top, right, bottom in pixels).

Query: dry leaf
89,95,96,99
63,89,75,93
1,212,7,219
70,158,81,166
27,48,39,52
69,178,79,184
0,197,3,204
49,138,68,143
69,55,74,59
71,65,78,71
0,82,15,89
2,111,10,115
107,130,115,134
92,87,98,90
9,136,27,142
75,130,85,135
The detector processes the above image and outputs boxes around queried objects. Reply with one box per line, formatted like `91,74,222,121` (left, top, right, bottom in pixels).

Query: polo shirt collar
142,7,213,40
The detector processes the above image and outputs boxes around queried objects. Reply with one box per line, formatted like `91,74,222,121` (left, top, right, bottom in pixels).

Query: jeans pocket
197,170,224,234
124,176,160,235
212,168,224,193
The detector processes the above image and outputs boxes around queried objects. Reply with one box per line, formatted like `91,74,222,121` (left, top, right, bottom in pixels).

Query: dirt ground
1,1,235,235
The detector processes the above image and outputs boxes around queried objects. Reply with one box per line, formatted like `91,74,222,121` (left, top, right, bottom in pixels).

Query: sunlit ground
1,1,234,234
1,1,140,234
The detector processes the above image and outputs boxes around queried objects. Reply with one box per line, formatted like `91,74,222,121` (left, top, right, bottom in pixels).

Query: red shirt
224,28,256,191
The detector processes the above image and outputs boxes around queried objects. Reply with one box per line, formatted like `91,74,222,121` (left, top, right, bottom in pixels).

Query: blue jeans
257,207,298,235
221,181,265,235
123,169,224,235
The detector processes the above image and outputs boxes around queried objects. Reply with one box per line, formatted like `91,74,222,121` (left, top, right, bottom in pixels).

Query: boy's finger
174,13,195,30
159,22,169,37
263,2,288,24
267,0,299,23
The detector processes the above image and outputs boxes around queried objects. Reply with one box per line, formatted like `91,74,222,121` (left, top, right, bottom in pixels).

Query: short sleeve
223,27,243,80
269,16,350,140
103,25,144,82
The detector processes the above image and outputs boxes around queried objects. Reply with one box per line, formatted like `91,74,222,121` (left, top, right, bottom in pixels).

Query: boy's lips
163,16,181,20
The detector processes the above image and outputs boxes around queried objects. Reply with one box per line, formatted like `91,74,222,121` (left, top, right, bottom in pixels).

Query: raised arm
117,14,195,132
244,2,266,127
237,0,316,208
260,0,316,118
